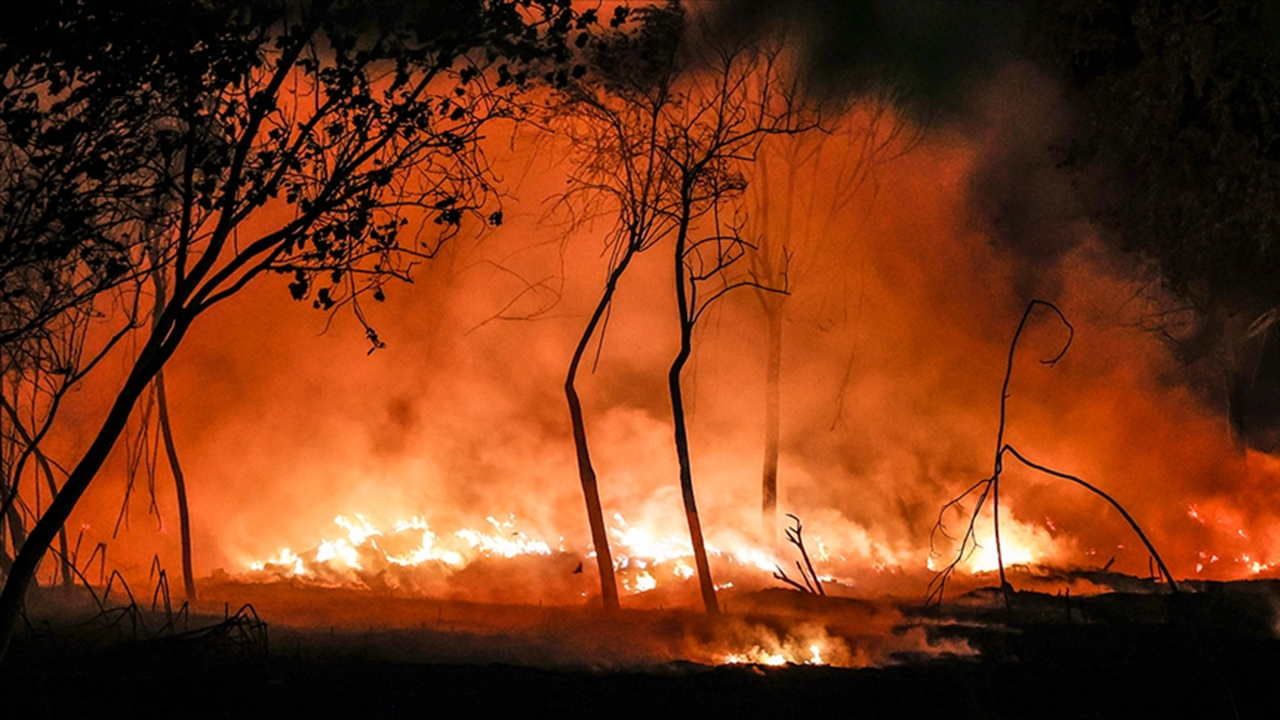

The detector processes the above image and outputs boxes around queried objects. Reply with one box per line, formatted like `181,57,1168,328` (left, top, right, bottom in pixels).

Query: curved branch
991,299,1074,591
1002,444,1178,592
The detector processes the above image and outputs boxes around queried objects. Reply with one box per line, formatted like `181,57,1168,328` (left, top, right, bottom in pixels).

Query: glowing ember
717,630,843,667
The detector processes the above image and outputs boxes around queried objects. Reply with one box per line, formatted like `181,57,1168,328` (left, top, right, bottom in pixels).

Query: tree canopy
0,0,588,661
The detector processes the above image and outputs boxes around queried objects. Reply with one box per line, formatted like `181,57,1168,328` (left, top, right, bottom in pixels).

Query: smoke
709,1,1026,116
39,2,1280,613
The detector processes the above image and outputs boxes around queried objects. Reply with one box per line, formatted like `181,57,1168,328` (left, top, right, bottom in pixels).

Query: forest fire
11,0,1280,715
243,512,845,602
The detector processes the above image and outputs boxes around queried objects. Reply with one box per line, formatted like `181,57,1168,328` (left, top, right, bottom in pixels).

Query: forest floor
4,574,1280,718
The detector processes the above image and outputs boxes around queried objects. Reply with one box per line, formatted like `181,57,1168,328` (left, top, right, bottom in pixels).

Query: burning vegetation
8,0,1280,714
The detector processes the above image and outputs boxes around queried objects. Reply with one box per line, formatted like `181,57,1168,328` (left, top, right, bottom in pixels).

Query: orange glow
715,625,853,667
962,505,1066,574
41,58,1280,635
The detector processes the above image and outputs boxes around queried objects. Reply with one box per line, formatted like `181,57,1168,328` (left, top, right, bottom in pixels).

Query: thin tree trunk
564,247,641,613
565,381,619,612
0,316,189,662
672,206,719,616
761,301,782,538
155,370,195,600
34,451,73,587
0,407,73,587
0,485,21,577
150,246,196,601
0,392,14,576
669,338,720,616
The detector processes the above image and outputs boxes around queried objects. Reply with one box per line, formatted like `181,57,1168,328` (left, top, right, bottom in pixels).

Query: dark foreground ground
4,577,1280,718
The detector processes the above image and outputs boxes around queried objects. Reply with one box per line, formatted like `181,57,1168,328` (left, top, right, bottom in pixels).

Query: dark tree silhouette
0,1,170,586
551,2,685,613
0,0,585,661
927,301,1177,611
657,13,816,615
553,1,815,615
149,257,196,601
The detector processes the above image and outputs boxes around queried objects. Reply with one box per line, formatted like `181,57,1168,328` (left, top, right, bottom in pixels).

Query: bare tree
0,0,586,661
657,12,818,615
744,91,917,538
926,300,1177,611
550,2,685,613
553,2,816,615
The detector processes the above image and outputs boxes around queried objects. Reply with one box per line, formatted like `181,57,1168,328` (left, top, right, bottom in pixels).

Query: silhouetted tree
0,0,585,661
552,2,684,613
658,11,816,615
744,97,914,538
554,1,816,615
927,301,1177,610
0,1,172,587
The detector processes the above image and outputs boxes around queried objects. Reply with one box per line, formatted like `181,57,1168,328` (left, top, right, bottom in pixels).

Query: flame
247,510,815,597
247,513,553,589
244,501,1073,604
716,627,846,666
963,506,1064,574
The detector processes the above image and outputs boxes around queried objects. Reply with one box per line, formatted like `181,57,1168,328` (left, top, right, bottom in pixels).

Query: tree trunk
150,248,196,601
0,316,189,662
671,204,719,616
0,415,73,587
0,486,22,577
669,341,720,616
34,452,73,587
761,301,782,539
155,370,196,601
564,252,640,613
565,383,619,612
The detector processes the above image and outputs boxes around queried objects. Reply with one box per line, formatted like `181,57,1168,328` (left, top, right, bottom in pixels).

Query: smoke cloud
44,2,1280,610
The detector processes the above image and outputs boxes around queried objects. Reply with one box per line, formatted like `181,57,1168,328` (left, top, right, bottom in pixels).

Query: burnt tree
745,96,914,539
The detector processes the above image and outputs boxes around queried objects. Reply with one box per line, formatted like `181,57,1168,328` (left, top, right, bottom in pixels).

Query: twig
773,513,825,595
928,299,1073,610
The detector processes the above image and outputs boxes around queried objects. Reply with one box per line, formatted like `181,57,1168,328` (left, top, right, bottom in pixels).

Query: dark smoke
710,1,1027,115
712,0,1280,451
